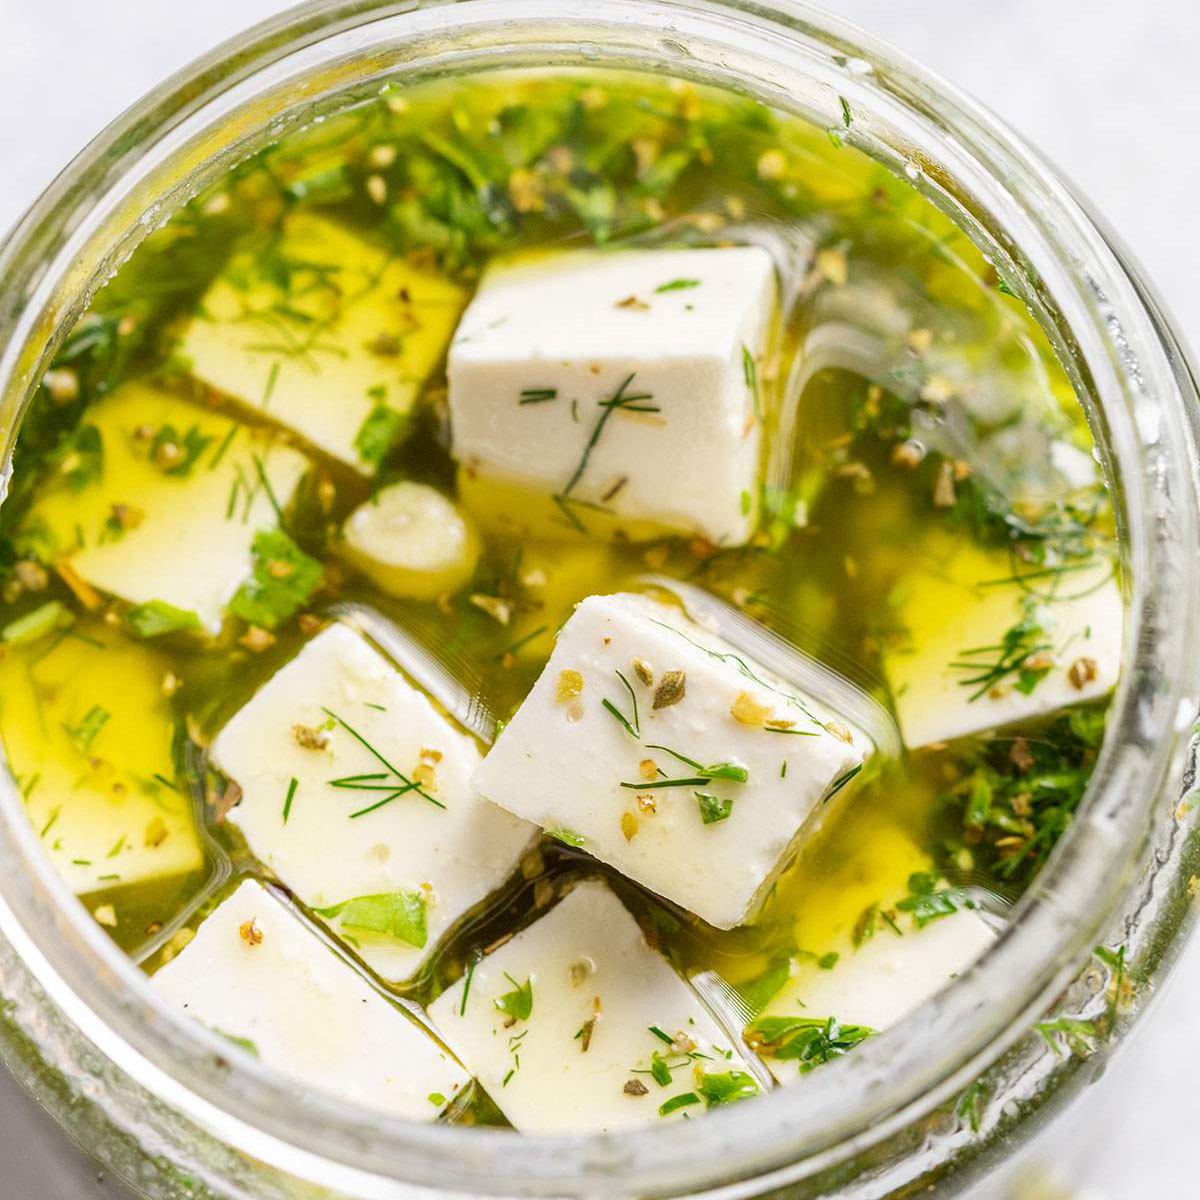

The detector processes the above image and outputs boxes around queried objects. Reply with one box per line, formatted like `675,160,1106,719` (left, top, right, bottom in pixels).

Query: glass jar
0,2,1198,1197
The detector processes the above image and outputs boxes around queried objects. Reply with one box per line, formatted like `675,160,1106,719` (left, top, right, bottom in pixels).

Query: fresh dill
556,372,658,509
282,776,298,824
321,707,444,809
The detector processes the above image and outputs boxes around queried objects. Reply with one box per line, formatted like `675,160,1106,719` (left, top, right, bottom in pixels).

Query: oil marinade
0,70,1116,1126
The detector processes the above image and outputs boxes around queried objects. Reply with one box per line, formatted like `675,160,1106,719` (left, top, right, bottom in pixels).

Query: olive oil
0,69,1117,1126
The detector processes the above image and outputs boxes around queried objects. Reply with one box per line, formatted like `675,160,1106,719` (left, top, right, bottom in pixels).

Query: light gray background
0,3,1195,1197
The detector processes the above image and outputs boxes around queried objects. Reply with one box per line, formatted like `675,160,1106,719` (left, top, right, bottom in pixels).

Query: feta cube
471,593,863,929
751,908,996,1084
179,213,466,473
153,879,468,1117
448,247,776,546
212,623,536,981
428,879,761,1132
0,620,202,896
885,533,1121,748
24,383,310,634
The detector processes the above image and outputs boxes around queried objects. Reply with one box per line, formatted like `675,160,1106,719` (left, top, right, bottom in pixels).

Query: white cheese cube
885,533,1121,748
25,383,310,634
448,248,776,546
153,879,468,1117
213,623,536,981
0,619,202,896
179,213,467,473
751,907,996,1084
428,879,761,1132
471,593,863,929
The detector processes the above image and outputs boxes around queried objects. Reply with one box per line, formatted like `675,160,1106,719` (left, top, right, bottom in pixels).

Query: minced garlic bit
556,669,584,703
906,327,933,354
756,148,787,180
730,690,771,727
891,439,925,469
824,720,853,744
620,812,639,841
43,367,80,404
932,459,957,509
239,918,263,947
470,593,512,625
158,926,195,966
920,374,956,403
93,904,118,928
815,247,849,286
508,167,546,213
365,174,388,205
652,670,686,710
238,625,276,652
292,723,330,750
413,762,438,791
13,560,48,591
367,143,397,169
632,657,654,687
639,758,658,781
1068,657,1099,690
636,794,657,814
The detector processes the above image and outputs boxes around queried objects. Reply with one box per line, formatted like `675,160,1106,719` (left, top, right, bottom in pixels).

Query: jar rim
0,2,1197,1196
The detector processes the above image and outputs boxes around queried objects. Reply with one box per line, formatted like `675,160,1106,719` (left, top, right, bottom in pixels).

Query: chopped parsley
127,600,201,638
747,1015,873,1071
230,530,322,629
152,423,214,476
211,1027,260,1057
316,890,428,948
895,872,977,928
696,792,733,824
354,402,407,466
659,1091,700,1116
494,973,534,1021
934,706,1104,885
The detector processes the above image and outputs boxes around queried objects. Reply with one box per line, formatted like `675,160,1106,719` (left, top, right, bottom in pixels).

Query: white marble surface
0,2,1196,1197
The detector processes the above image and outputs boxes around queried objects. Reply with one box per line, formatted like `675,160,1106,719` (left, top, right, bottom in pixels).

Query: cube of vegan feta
884,533,1121,748
428,879,761,1132
447,247,776,546
471,593,863,929
23,383,309,634
179,213,467,473
212,623,535,981
153,879,468,1117
0,617,203,897
748,894,996,1084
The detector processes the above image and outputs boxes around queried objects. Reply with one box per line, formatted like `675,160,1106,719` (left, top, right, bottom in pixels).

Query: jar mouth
0,2,1196,1196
